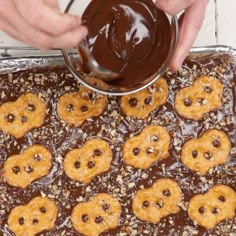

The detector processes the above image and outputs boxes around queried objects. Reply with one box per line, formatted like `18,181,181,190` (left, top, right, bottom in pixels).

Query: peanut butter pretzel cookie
64,138,112,184
121,78,168,118
132,179,182,224
3,145,52,188
0,93,46,138
71,193,121,236
175,76,223,120
8,197,58,236
123,125,170,169
181,129,231,175
57,87,107,126
188,185,236,229
86,77,110,90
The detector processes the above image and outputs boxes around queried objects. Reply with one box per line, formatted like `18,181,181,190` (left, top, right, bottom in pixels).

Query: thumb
169,0,208,70
155,0,198,15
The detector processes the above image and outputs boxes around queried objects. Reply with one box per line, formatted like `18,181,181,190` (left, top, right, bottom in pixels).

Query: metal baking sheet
0,45,235,74
0,45,235,236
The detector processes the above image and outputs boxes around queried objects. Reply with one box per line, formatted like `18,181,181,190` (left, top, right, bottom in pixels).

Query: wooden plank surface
0,0,235,49
217,0,236,47
193,0,216,46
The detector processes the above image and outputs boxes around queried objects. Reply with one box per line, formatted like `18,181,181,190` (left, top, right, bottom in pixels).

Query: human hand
0,0,88,50
155,0,208,71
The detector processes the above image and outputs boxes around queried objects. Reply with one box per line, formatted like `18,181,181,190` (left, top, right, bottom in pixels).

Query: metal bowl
62,0,178,96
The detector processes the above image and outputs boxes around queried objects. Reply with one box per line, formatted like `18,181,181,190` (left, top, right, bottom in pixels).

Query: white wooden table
0,0,235,49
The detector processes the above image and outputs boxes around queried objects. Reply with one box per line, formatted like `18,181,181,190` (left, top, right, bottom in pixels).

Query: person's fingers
44,0,60,10
22,22,87,49
2,0,87,49
0,0,33,44
1,22,34,46
2,15,87,49
155,0,197,15
169,0,208,71
40,26,88,49
13,0,82,36
178,12,185,31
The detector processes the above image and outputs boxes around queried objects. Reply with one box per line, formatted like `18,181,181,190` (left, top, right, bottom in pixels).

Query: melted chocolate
82,0,172,87
0,55,235,236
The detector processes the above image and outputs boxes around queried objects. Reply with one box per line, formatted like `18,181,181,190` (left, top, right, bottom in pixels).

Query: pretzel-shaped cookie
85,77,110,90
121,78,168,118
64,138,112,184
71,193,121,236
181,129,231,175
0,93,46,138
3,145,52,188
123,125,170,169
175,76,223,120
57,87,107,126
188,185,236,229
132,179,182,224
8,196,58,236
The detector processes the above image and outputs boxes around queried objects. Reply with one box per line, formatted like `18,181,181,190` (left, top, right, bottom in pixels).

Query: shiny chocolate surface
0,55,235,236
82,0,172,87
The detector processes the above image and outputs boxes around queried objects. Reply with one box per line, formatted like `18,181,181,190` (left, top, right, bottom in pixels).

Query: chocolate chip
24,166,34,173
184,98,192,106
18,217,24,225
212,207,219,214
32,219,39,224
212,139,221,148
80,105,88,112
192,150,198,158
74,161,81,169
12,166,20,174
198,207,205,214
81,214,89,222
142,201,149,208
66,104,74,112
144,96,152,105
102,203,110,211
129,98,138,107
204,151,212,160
94,149,102,156
95,216,103,224
27,104,36,111
6,113,15,123
162,189,171,197
87,161,95,168
204,86,213,93
133,148,140,156
156,200,164,208
218,196,225,202
33,154,41,161
40,207,46,213
21,116,28,123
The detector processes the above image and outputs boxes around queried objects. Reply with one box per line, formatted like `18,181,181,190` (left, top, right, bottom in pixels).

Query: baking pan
0,45,235,236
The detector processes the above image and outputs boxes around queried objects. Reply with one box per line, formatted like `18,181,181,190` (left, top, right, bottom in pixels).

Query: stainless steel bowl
62,0,178,96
